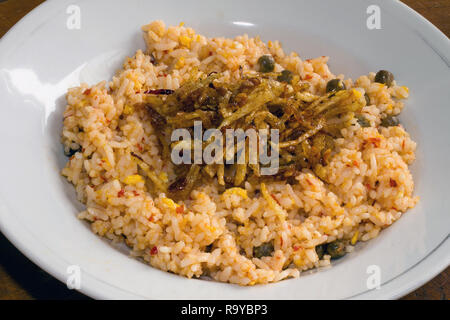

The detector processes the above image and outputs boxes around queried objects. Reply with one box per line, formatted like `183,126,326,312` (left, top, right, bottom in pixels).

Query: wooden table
0,0,448,300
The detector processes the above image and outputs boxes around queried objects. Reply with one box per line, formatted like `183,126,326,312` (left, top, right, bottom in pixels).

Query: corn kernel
123,175,144,185
175,56,185,69
351,230,359,245
123,104,134,115
179,36,192,48
222,187,248,199
161,197,179,210
352,89,362,99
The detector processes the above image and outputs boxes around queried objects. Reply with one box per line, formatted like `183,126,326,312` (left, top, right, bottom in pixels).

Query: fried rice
61,20,418,285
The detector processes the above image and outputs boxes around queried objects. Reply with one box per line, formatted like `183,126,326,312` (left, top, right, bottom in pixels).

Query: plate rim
0,0,449,300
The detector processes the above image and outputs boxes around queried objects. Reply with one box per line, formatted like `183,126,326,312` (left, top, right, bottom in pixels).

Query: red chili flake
150,53,156,64
83,88,91,95
176,205,185,214
368,137,381,147
143,89,174,95
271,194,281,205
81,148,85,152
305,59,311,63
389,179,398,188
136,144,143,152
305,178,313,186
133,190,140,196
293,246,300,251
150,246,158,255
304,74,313,80
148,216,154,222
280,237,284,247
208,51,213,56
117,189,125,197
365,183,372,190
353,160,359,167
402,140,406,149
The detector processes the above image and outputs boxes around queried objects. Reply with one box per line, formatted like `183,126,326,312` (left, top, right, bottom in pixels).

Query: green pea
253,242,274,258
258,55,275,73
380,115,399,127
277,70,293,83
327,240,347,259
375,70,394,87
326,79,346,93
315,244,326,260
356,114,371,127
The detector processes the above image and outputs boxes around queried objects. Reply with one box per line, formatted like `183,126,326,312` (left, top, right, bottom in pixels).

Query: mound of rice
61,21,418,285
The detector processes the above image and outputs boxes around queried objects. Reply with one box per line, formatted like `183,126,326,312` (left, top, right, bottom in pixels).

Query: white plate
0,0,449,300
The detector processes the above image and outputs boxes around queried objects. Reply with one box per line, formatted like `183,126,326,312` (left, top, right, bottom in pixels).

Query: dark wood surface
0,0,448,300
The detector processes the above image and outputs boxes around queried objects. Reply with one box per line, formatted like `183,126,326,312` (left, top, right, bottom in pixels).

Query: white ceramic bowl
0,0,448,299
